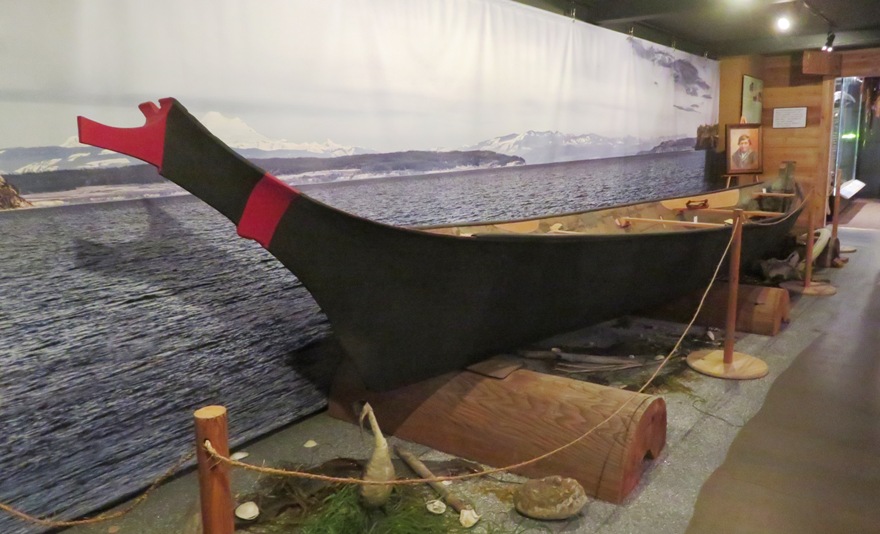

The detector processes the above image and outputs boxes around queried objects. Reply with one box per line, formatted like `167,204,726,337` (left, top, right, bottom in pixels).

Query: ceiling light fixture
776,16,792,32
822,31,835,51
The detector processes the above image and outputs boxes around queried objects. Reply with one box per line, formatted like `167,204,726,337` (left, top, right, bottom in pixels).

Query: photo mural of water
0,152,710,532
1,0,719,530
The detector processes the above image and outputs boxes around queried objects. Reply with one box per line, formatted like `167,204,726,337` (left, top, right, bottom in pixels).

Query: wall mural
0,0,718,529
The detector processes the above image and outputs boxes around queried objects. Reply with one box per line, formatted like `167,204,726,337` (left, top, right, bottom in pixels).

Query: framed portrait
726,124,762,174
741,75,763,123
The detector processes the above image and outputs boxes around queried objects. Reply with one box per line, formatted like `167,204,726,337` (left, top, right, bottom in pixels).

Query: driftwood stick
394,446,473,513
519,349,635,365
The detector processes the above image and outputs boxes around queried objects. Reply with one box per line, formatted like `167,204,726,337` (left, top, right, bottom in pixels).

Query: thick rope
0,450,195,527
1,225,738,525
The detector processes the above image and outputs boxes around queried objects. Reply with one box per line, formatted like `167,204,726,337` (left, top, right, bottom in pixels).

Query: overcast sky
0,0,718,151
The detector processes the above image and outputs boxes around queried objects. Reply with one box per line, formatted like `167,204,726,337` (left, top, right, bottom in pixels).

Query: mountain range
459,130,688,164
0,112,693,176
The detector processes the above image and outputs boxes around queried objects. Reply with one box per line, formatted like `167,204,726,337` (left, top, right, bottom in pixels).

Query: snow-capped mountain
461,130,676,164
0,146,143,175
0,112,372,175
200,111,373,159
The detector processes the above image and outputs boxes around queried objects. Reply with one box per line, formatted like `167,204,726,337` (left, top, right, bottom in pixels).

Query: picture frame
741,75,763,123
726,124,762,174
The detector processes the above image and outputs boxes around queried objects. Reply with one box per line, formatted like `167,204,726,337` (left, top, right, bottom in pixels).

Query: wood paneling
721,54,832,226
762,54,824,88
718,56,764,148
840,47,880,77
803,50,842,76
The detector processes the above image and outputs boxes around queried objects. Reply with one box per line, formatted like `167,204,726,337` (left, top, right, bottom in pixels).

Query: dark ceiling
519,0,880,58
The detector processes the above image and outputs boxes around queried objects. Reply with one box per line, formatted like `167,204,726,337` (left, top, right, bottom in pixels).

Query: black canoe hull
78,99,803,390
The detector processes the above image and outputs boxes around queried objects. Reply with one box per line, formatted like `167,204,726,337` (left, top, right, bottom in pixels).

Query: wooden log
329,365,666,504
193,406,235,534
639,284,790,336
395,446,472,513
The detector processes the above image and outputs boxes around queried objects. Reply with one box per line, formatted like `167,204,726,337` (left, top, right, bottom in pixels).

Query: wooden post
722,210,744,365
825,168,843,268
686,210,768,380
194,406,234,534
780,190,837,296
803,197,816,289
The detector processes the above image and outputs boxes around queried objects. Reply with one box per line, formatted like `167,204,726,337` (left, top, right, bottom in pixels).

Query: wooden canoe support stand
328,363,667,503
642,283,790,336
687,210,769,380
780,191,837,296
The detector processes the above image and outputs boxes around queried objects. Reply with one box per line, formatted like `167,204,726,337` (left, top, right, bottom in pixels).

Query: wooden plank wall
840,48,880,77
761,54,832,225
719,54,829,226
720,47,880,227
718,56,764,149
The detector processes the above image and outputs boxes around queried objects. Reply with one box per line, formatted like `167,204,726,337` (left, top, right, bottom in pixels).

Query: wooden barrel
329,364,666,503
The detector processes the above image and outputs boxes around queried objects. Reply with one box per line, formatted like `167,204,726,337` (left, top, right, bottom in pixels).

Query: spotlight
822,31,835,52
776,16,791,31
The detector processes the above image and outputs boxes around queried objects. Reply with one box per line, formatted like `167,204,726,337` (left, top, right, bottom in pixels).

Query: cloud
674,104,699,113
630,40,712,99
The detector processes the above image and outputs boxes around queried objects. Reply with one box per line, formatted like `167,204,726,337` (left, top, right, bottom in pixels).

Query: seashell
235,501,259,521
459,508,480,528
303,440,318,448
426,499,447,514
230,451,249,461
514,476,588,520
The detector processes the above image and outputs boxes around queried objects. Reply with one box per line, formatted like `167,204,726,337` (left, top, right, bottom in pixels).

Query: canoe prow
78,98,804,390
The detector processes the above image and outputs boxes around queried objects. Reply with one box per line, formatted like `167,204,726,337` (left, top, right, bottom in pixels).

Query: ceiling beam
585,0,792,25
711,29,880,56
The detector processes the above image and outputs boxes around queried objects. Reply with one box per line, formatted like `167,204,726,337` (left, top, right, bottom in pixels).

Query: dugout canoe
78,98,804,391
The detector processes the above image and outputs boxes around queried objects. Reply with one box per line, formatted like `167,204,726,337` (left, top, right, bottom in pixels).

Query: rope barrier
0,450,195,527
1,225,738,526
203,227,739,486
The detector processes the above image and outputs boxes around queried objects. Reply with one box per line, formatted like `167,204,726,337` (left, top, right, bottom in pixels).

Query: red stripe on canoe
237,174,300,247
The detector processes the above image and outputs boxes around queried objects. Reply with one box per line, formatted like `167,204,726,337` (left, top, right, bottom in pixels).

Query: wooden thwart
675,208,783,218
617,217,723,228
329,364,666,503
752,192,795,198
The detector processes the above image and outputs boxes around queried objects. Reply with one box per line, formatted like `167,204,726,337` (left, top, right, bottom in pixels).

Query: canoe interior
419,182,797,237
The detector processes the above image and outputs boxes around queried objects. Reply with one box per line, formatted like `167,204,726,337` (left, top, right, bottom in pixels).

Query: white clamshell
303,439,318,448
459,508,480,528
230,451,250,461
426,499,447,514
235,501,260,521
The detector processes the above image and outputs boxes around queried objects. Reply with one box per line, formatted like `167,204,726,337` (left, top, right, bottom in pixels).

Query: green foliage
297,485,456,534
